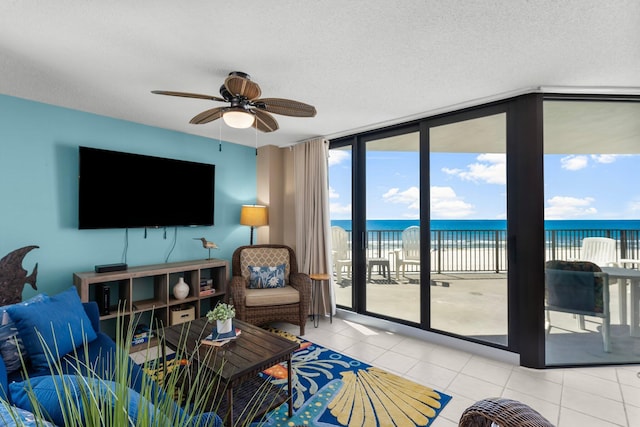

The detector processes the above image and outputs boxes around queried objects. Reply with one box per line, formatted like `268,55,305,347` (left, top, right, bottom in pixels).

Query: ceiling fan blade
151,90,226,102
224,75,262,100
253,110,279,133
254,98,317,117
189,107,226,125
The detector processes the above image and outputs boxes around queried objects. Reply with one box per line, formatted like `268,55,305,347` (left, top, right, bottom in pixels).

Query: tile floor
271,314,640,427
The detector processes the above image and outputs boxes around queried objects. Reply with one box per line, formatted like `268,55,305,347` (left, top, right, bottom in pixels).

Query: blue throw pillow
10,375,162,426
0,293,49,373
6,287,97,371
248,264,286,289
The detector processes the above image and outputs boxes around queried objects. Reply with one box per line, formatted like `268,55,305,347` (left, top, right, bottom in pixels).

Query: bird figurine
193,238,218,259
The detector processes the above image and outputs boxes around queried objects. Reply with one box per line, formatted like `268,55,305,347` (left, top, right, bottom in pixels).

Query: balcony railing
345,228,640,274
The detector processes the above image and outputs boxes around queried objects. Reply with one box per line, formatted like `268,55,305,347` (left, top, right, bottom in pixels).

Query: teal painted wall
0,94,256,298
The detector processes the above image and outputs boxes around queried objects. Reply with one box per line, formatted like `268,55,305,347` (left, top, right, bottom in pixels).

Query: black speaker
95,285,111,315
95,263,127,273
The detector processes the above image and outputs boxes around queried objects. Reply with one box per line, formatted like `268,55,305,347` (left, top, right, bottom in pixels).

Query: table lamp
240,205,268,245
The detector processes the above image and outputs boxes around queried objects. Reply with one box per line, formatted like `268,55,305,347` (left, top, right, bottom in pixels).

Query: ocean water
331,219,640,232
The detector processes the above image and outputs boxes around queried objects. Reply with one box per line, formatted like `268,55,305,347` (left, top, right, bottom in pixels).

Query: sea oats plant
7,308,281,427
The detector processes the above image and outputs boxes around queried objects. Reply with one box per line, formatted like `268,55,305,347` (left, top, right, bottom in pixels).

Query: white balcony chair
393,226,421,280
331,226,352,283
575,237,623,326
579,237,619,267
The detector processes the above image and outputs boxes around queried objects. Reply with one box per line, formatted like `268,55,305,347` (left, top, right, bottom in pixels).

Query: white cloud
560,155,588,171
591,154,617,164
330,202,352,216
328,150,350,167
628,200,640,213
443,153,506,185
382,187,419,210
328,186,340,199
430,186,475,218
477,153,504,163
442,167,462,175
382,186,475,218
545,196,597,219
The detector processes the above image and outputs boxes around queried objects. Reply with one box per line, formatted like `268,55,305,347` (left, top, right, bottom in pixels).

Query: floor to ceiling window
328,92,640,369
543,99,640,366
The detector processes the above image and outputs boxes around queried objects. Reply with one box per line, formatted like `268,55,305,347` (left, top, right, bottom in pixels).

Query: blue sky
329,149,640,220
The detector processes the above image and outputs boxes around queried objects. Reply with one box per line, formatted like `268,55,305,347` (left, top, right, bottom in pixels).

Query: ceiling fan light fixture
152,71,316,133
223,109,255,128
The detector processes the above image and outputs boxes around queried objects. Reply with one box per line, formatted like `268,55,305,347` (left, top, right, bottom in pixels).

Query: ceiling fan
152,71,316,132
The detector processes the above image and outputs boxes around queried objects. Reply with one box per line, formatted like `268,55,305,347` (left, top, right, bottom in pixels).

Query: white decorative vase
217,318,233,334
173,277,189,300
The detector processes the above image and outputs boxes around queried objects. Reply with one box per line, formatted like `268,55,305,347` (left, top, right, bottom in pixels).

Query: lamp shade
223,109,255,129
240,205,268,227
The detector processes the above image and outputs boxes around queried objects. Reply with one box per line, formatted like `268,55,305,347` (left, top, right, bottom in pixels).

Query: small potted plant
206,302,236,334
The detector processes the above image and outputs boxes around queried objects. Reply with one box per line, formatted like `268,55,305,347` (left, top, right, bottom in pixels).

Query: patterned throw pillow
248,264,286,289
0,293,49,373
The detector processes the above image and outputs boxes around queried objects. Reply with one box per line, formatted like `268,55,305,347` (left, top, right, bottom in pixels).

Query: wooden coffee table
163,318,299,426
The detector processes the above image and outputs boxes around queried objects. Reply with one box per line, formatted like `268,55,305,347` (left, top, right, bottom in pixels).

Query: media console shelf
73,259,228,341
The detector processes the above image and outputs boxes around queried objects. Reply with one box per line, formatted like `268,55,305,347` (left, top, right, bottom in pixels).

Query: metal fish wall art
0,245,39,305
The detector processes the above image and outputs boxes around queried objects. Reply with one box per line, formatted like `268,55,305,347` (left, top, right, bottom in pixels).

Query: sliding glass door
364,131,421,322
428,112,509,346
330,110,511,339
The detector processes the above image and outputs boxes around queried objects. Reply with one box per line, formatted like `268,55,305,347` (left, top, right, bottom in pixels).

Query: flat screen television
79,146,215,229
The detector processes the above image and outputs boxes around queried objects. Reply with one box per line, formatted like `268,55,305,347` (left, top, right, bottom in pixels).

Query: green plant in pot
206,303,236,334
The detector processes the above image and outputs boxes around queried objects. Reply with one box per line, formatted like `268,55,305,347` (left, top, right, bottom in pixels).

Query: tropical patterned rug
253,328,452,427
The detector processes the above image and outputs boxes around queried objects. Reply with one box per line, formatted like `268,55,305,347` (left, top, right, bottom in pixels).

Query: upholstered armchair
230,245,311,335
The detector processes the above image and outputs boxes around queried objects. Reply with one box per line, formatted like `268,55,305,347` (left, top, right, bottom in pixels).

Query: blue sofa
0,296,222,427
0,301,148,397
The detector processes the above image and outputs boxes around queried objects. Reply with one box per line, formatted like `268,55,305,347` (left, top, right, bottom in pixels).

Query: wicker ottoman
459,397,554,427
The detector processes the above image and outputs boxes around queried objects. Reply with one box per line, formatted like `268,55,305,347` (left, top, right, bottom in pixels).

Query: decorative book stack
132,324,154,346
201,327,241,347
200,278,215,296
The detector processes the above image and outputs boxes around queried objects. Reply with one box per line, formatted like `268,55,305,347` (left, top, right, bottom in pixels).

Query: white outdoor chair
393,226,421,280
331,226,351,283
579,237,619,267
575,236,622,326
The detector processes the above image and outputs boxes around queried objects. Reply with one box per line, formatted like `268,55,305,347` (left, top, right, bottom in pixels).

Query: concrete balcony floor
334,271,640,365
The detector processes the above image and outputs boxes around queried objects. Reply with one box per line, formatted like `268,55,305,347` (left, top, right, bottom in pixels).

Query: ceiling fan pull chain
255,119,258,156
219,119,223,152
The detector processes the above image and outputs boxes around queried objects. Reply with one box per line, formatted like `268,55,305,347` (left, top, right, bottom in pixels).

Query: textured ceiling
1,1,639,148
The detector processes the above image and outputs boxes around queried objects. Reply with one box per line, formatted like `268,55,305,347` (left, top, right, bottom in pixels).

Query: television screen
79,147,215,229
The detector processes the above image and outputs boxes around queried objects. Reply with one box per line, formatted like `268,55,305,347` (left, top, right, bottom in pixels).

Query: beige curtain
294,137,335,316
